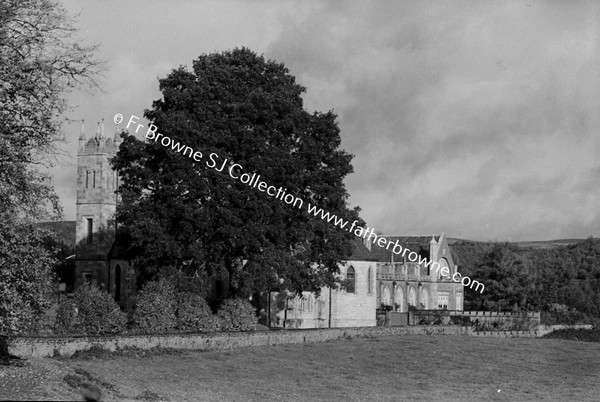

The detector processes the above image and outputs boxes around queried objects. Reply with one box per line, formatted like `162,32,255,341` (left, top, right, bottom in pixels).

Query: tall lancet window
86,171,89,188
86,218,93,244
93,171,96,188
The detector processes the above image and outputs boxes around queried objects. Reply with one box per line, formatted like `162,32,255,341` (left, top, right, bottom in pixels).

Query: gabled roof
385,235,440,246
347,237,379,261
350,234,441,263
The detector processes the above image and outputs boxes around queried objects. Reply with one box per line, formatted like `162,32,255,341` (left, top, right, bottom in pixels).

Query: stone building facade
266,255,378,329
268,234,464,328
374,234,463,312
74,120,134,308
72,119,463,321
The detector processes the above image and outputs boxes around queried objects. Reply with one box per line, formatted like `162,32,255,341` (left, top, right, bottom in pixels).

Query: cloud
267,0,600,240
47,1,600,241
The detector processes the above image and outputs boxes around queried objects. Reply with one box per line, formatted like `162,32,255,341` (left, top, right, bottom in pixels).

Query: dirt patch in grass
60,345,189,361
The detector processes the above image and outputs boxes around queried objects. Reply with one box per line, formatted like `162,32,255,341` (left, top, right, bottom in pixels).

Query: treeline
452,238,600,323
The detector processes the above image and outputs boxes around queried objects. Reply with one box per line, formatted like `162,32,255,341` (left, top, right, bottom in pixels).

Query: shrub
176,292,219,333
133,278,177,333
72,283,127,335
0,219,55,336
54,298,78,334
217,298,257,332
542,303,587,325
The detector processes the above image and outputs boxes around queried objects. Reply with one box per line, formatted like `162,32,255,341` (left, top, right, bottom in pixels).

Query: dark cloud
47,0,600,241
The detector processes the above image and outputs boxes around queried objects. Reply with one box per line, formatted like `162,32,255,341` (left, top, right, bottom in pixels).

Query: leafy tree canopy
0,0,102,219
454,238,600,322
0,0,102,336
113,47,363,296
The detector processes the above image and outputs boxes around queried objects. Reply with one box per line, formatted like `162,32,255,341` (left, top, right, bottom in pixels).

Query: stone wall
409,310,541,330
9,326,469,359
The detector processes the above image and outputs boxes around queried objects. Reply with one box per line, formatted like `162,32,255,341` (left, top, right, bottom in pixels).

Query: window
367,267,372,294
394,287,404,312
420,288,429,309
93,170,96,188
346,266,355,293
85,171,89,188
408,287,417,308
82,272,92,285
381,286,391,306
438,258,450,280
438,294,449,310
86,218,93,244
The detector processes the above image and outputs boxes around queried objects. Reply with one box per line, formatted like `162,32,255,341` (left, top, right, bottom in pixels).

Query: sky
51,0,600,242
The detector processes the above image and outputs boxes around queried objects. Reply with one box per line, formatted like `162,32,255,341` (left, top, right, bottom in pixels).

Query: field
2,334,600,401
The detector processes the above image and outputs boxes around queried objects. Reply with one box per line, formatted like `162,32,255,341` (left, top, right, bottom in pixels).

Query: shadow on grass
0,336,25,367
542,328,600,342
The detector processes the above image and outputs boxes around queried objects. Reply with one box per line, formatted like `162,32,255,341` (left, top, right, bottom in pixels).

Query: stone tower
74,119,122,289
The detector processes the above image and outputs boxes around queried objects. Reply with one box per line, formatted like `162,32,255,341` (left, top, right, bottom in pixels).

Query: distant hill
512,239,589,249
446,237,590,250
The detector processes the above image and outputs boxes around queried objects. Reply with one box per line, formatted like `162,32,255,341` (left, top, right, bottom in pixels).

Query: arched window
394,287,404,312
367,267,372,294
346,266,355,293
408,287,417,308
382,286,391,306
438,258,450,280
420,287,429,309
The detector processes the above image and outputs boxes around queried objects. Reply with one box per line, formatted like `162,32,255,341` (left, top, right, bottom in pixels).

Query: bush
542,303,587,325
72,283,127,335
217,298,257,332
176,292,219,333
133,278,177,333
54,298,78,334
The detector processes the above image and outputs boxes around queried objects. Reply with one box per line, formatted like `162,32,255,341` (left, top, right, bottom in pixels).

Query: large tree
113,48,363,297
0,0,102,336
0,0,101,219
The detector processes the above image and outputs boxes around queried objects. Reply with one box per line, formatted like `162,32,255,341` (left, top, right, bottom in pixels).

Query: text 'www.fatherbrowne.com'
119,113,485,293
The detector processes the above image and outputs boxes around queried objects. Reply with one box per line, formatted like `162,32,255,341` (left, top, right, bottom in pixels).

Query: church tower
74,119,122,289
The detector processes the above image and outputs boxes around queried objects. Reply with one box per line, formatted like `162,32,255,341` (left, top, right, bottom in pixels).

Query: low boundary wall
8,323,569,359
9,326,469,358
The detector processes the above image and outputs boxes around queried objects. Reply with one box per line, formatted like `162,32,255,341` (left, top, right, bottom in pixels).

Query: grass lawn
2,334,600,401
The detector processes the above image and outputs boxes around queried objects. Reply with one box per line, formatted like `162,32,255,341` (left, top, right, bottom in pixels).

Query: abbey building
71,119,464,325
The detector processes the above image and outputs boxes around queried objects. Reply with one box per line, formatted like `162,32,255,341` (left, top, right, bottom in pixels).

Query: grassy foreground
1,333,599,401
